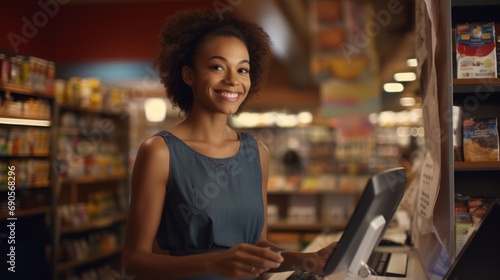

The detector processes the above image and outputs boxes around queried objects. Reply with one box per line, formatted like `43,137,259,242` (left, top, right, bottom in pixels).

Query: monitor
323,167,407,278
443,201,500,280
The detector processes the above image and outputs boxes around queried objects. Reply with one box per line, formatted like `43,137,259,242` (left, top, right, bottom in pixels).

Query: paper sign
417,152,441,234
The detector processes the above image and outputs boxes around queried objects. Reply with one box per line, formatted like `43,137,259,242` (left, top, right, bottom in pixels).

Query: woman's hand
316,242,337,272
301,242,338,275
209,243,284,278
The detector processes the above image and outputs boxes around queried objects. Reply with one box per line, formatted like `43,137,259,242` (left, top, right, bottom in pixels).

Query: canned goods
0,54,10,83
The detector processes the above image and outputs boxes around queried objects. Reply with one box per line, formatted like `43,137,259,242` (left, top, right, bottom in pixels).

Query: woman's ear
182,65,194,86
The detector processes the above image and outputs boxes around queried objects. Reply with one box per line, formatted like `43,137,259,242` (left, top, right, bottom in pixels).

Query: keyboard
284,251,408,279
367,251,408,277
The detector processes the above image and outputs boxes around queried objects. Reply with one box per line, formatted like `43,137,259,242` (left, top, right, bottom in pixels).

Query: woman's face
182,35,251,116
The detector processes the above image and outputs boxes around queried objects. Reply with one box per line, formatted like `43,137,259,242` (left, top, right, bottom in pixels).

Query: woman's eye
239,68,250,74
211,65,224,71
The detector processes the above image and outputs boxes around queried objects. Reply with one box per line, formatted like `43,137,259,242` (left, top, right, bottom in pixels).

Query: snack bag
456,22,497,79
463,117,499,161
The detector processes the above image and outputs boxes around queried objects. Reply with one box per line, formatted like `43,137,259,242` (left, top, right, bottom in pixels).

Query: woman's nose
223,70,240,85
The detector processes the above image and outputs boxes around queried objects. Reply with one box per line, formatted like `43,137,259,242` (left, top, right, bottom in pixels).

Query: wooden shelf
0,154,50,158
454,161,500,171
57,127,81,134
452,0,500,6
267,220,347,231
0,82,54,98
0,113,51,122
60,212,127,235
0,185,51,191
0,114,51,127
453,78,500,85
58,104,127,117
453,78,500,93
61,174,127,185
57,248,122,272
0,206,50,219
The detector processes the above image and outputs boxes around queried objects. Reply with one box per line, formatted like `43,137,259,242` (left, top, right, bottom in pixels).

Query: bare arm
255,140,336,275
122,136,283,279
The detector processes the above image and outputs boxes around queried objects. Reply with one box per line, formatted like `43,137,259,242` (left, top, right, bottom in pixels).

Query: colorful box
463,117,499,161
456,22,497,79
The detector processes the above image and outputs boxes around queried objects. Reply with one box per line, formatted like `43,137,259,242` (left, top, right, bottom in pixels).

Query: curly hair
155,8,273,115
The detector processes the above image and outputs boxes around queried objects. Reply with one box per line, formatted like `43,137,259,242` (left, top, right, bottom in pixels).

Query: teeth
219,91,238,98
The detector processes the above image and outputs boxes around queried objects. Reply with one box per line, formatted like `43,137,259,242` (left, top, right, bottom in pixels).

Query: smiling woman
181,36,251,116
155,8,273,116
122,8,337,280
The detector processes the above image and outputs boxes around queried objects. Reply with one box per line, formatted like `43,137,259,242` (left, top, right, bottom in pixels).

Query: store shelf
0,154,50,158
56,248,122,273
454,161,500,171
452,78,500,93
57,127,82,135
0,206,51,219
61,174,127,185
0,115,51,127
0,113,51,121
1,185,51,191
53,90,130,279
452,0,499,6
267,220,347,231
60,212,127,235
0,82,54,98
58,104,126,117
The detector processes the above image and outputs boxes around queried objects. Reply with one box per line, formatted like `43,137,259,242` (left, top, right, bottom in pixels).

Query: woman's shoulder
137,133,170,160
238,131,269,157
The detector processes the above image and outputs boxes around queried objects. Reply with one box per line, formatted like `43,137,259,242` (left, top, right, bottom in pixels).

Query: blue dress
154,131,264,279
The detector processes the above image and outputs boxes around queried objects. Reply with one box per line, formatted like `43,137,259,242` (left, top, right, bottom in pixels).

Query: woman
123,9,336,279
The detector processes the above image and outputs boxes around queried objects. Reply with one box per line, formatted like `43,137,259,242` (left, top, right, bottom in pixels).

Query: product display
61,77,128,112
0,92,51,119
0,61,56,279
51,80,130,278
456,22,497,79
1,51,131,279
0,54,55,93
454,195,498,256
462,117,499,161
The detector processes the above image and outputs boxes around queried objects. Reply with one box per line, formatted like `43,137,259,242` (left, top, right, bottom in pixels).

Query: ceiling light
297,111,313,124
144,98,167,122
400,97,416,107
394,72,417,82
235,112,260,127
383,83,404,92
406,58,418,67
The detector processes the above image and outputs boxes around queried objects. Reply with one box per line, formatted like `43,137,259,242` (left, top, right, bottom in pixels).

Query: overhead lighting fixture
383,83,404,92
406,58,418,67
144,98,167,122
0,118,50,127
400,97,416,107
394,72,417,82
297,111,313,124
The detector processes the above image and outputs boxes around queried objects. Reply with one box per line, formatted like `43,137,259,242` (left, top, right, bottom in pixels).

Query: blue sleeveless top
154,130,264,279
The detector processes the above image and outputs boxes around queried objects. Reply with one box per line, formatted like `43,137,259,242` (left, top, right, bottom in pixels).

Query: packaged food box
456,22,497,79
463,117,499,161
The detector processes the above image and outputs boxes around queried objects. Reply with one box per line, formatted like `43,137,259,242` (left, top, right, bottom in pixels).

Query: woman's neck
173,113,236,144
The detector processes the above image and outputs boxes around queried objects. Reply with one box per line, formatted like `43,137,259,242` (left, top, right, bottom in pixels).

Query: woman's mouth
215,90,241,102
